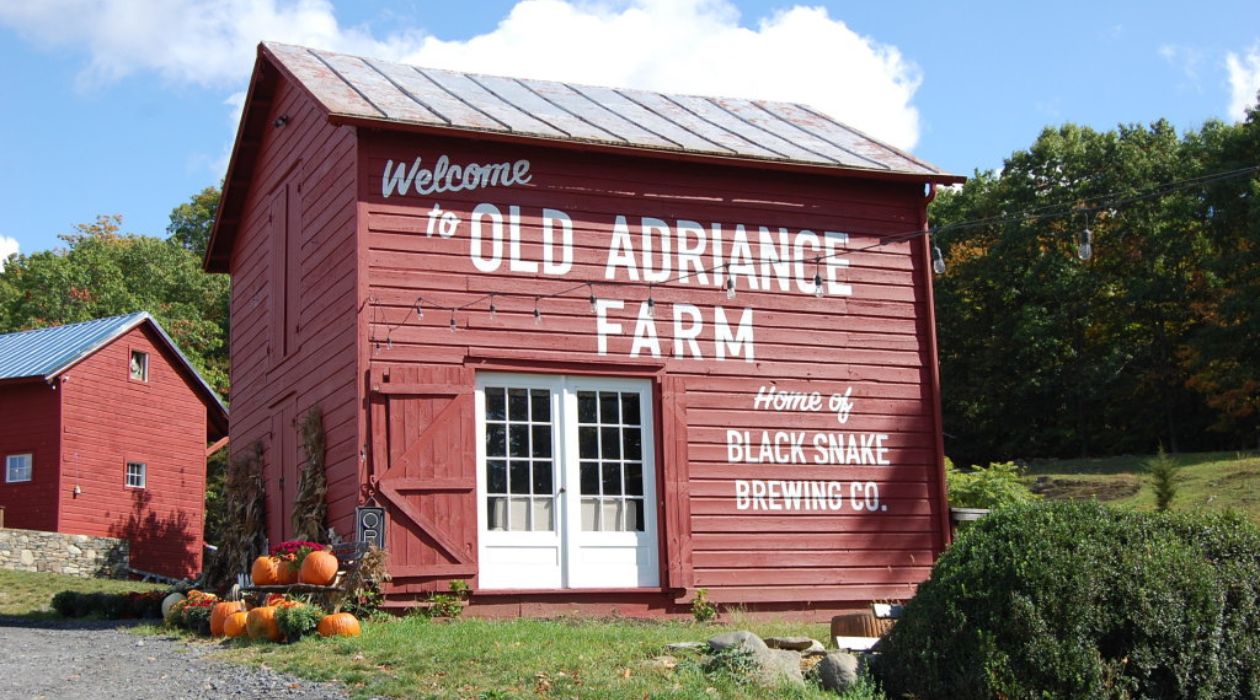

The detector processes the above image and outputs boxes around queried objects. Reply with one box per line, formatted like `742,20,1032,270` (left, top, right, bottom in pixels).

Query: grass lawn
1026,450,1260,522
0,568,164,617
2,566,872,698
204,613,850,700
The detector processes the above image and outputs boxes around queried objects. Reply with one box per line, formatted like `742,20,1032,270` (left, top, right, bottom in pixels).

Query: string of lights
370,162,1259,345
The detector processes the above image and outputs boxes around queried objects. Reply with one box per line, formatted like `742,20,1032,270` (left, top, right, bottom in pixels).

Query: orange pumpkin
251,556,280,586
299,550,339,586
317,612,361,638
224,611,249,638
210,600,246,637
276,559,299,585
246,605,282,642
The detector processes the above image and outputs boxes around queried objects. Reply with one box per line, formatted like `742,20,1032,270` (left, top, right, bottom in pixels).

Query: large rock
816,652,860,693
707,631,803,687
759,648,805,686
708,630,768,654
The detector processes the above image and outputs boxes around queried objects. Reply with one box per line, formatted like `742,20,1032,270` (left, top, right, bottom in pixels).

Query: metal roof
0,312,227,419
264,42,955,179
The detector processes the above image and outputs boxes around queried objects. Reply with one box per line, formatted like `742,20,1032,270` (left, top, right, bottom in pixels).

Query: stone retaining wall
0,527,129,578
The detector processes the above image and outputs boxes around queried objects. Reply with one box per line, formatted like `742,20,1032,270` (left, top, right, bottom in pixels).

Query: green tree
1147,446,1179,511
1184,105,1260,449
932,118,1252,463
0,212,230,397
166,185,221,259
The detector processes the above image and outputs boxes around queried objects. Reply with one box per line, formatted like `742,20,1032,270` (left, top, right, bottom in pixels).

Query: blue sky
1,0,1257,262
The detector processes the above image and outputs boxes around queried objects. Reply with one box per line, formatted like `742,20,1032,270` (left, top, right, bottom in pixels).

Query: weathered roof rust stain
264,41,953,178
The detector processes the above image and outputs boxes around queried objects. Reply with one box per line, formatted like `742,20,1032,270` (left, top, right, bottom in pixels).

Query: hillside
1025,451,1260,524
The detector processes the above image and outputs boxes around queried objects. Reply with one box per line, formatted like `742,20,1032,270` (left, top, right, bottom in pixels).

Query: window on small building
6,454,32,483
125,461,146,488
129,350,149,382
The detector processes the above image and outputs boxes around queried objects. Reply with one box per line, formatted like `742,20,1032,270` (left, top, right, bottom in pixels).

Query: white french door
475,373,658,590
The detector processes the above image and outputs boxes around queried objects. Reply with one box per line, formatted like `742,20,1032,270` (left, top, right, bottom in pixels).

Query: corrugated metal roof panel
570,84,733,153
0,312,146,381
471,73,626,143
0,312,228,420
264,42,956,179
421,68,566,137
367,59,506,131
269,43,384,118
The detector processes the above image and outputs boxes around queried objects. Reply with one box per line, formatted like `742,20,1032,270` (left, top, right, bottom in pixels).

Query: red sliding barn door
369,364,478,590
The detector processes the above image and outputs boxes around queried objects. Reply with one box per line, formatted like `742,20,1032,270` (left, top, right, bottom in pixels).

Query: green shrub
875,501,1260,699
945,458,1037,510
180,604,213,635
424,580,469,618
691,588,718,623
51,591,82,617
275,604,324,643
1147,447,1179,511
81,592,107,617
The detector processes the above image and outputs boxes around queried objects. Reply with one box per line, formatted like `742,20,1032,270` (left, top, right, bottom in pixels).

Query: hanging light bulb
488,293,497,320
449,310,457,333
932,246,946,274
588,283,597,313
725,277,736,300
812,257,824,298
1077,226,1093,261
415,298,424,320
533,297,542,325
646,295,656,319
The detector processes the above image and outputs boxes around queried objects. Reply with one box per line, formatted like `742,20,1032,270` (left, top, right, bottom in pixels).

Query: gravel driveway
0,617,349,699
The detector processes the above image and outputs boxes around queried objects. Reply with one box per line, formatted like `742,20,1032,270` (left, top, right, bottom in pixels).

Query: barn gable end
213,42,959,617
0,313,227,578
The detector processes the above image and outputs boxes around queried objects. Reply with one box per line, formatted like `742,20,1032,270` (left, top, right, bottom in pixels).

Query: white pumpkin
161,592,186,621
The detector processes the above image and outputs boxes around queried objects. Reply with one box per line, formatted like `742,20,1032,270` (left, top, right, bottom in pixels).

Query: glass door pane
483,386,556,532
576,389,645,532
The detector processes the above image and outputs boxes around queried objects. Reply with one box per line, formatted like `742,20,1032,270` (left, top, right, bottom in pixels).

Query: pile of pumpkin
163,589,361,642
249,540,340,587
160,542,361,643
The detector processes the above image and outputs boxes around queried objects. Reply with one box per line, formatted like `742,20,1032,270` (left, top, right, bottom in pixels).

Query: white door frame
475,372,658,590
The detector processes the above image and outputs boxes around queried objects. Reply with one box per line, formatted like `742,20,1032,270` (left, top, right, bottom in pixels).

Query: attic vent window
126,461,146,489
130,350,149,382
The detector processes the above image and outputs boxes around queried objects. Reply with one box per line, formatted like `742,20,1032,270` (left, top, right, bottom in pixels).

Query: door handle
558,487,567,494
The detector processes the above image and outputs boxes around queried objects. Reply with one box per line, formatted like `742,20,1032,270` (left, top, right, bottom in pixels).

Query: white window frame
129,350,149,382
125,461,146,489
6,453,32,483
475,372,659,590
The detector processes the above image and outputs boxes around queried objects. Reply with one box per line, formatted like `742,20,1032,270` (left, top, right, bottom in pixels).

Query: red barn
0,312,228,578
207,42,963,617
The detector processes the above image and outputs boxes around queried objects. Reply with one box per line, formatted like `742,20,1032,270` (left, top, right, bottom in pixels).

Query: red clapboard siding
220,64,949,615
225,77,362,543
57,325,207,578
354,130,946,607
0,381,62,532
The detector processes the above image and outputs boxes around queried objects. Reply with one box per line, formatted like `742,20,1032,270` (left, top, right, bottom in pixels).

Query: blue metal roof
0,312,149,381
0,312,227,421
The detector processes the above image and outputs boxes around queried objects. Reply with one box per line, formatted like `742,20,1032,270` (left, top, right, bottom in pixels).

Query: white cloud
0,0,420,88
1158,44,1203,83
0,236,19,271
0,0,923,150
405,1,922,148
1226,43,1260,120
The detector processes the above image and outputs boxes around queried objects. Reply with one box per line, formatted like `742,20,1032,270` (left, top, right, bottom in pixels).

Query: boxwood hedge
875,501,1260,699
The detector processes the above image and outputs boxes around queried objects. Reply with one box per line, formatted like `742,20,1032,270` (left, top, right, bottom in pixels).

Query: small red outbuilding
0,312,228,578
207,42,963,617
